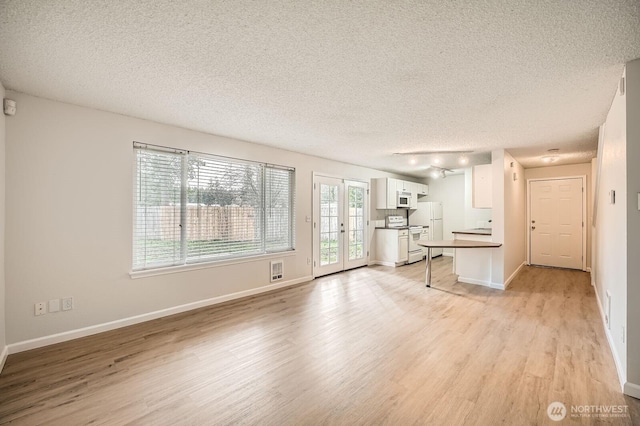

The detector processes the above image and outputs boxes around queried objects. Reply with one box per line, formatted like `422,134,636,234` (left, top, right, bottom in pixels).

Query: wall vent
270,260,284,282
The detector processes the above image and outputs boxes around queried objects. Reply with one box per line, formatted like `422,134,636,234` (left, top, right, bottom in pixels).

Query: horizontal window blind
265,166,295,252
133,144,295,271
133,149,184,269
186,154,264,262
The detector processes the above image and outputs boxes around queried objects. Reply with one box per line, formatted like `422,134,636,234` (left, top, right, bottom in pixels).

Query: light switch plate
610,190,616,204
48,299,60,313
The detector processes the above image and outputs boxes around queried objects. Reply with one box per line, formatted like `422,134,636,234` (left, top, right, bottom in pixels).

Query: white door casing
313,175,369,277
529,177,585,270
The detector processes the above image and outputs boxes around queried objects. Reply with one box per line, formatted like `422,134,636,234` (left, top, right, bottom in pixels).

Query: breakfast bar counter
417,239,502,288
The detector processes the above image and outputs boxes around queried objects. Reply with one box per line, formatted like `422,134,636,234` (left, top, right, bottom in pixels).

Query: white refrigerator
410,201,443,257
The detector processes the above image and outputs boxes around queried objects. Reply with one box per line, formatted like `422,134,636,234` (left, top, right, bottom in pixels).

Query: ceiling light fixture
458,155,468,165
409,158,417,165
542,148,560,163
433,158,441,164
428,165,453,179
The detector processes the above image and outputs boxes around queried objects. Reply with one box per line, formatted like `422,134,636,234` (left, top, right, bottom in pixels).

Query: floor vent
270,260,283,282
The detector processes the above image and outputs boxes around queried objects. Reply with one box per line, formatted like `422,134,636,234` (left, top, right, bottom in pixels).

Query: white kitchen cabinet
408,182,418,209
416,183,429,196
374,178,397,209
374,178,427,210
374,228,409,266
472,164,492,208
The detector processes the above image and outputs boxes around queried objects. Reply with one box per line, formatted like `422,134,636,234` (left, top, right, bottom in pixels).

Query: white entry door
313,176,369,277
529,178,584,270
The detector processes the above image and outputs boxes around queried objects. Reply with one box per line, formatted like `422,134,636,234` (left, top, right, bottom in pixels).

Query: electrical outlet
34,302,46,316
49,299,60,313
62,297,73,311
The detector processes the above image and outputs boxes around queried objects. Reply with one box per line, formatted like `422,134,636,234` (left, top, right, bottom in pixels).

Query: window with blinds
133,143,295,271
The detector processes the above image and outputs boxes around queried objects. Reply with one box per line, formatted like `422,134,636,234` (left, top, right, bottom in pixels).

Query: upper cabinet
374,178,428,209
374,178,397,209
415,183,429,196
472,164,492,208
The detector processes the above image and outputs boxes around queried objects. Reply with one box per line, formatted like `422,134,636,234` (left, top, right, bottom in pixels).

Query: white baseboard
442,252,454,258
503,261,526,290
623,382,640,399
458,276,492,287
458,262,525,291
8,275,313,355
594,287,626,391
371,260,399,267
0,345,7,374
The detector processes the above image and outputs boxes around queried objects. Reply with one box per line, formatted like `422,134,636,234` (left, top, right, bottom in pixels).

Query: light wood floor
1,257,638,425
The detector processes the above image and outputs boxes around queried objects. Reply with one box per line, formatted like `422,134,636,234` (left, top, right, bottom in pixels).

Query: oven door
409,227,423,252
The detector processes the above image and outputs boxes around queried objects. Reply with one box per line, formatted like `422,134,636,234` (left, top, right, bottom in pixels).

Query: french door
529,177,585,270
313,175,369,277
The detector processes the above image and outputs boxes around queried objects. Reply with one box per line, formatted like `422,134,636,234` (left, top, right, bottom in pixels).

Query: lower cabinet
374,229,409,267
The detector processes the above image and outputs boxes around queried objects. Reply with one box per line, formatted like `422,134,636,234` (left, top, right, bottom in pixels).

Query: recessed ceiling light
433,158,441,164
431,171,440,178
458,155,468,165
409,158,417,165
541,156,558,163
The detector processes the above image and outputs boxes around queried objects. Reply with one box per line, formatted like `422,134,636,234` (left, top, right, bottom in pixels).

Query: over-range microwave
397,191,411,208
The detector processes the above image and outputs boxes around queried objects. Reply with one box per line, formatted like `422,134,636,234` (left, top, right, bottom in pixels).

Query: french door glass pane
320,184,339,266
348,186,365,261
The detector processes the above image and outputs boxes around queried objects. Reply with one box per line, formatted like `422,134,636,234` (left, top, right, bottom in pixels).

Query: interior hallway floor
1,257,638,425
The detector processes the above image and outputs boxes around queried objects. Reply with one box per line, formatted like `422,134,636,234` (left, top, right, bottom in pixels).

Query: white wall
489,149,526,288
524,163,593,269
594,68,628,387
502,151,526,285
463,168,492,229
490,150,505,286
424,173,465,255
0,81,6,368
624,59,640,394
4,91,409,346
591,158,597,287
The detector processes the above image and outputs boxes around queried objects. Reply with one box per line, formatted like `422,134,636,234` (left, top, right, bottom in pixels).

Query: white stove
386,215,406,228
408,226,425,263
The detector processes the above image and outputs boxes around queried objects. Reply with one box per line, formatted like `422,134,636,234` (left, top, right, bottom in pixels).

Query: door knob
531,226,536,230
531,220,536,224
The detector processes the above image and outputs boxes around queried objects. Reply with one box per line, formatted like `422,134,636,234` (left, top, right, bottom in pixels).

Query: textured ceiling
1,1,639,175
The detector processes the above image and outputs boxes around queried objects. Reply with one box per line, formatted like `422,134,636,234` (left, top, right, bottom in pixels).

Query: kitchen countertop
452,228,492,235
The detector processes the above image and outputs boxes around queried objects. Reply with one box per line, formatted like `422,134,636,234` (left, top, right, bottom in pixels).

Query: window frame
132,142,296,273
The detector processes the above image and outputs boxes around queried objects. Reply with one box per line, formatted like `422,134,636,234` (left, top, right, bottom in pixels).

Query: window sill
129,250,297,279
